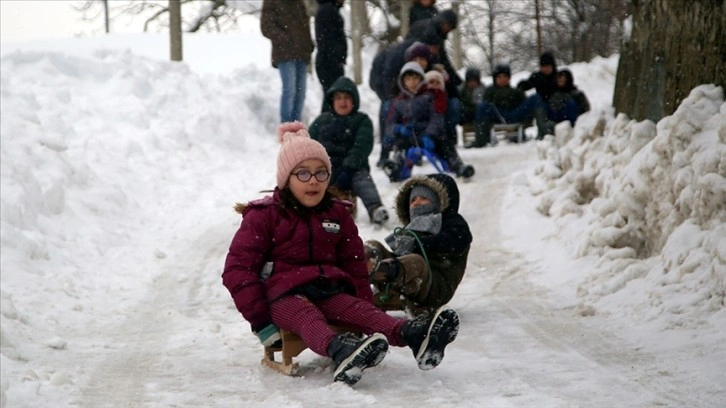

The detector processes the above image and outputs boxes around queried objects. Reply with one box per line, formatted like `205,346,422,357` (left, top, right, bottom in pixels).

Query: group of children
459,51,591,147
222,121,472,386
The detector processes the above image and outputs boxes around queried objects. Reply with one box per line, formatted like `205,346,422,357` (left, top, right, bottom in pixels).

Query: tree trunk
350,0,369,84
103,0,110,33
450,0,462,70
612,0,726,122
169,0,183,61
400,0,412,38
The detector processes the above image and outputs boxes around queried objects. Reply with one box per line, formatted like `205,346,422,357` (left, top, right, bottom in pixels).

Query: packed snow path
53,144,719,407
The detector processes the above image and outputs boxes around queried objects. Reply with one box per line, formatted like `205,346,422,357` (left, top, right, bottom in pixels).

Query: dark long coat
260,0,314,68
314,0,347,89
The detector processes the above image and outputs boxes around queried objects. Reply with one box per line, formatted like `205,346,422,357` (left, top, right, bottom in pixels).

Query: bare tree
613,0,726,122
75,0,255,34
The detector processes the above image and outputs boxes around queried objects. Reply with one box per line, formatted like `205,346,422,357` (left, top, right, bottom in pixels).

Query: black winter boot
534,107,554,140
328,332,388,385
476,122,492,147
456,164,475,179
401,307,459,370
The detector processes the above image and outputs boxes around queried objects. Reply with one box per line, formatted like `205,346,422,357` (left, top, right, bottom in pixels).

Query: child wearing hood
548,68,590,126
365,173,472,314
309,76,389,226
222,122,460,386
382,62,474,181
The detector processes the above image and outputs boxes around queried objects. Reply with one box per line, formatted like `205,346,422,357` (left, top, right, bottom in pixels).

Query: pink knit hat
276,122,332,189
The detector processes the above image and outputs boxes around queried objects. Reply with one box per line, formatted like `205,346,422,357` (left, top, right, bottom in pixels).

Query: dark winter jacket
377,38,420,100
552,69,590,115
483,84,527,112
458,68,484,124
309,76,374,180
394,173,471,307
222,188,372,331
260,0,314,68
385,63,446,145
407,15,463,98
516,53,558,102
409,1,439,26
314,0,347,89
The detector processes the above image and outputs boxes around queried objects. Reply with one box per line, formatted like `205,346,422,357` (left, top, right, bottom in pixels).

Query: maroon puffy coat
222,189,372,329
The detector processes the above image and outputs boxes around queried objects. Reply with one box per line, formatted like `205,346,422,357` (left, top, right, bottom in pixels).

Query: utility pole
169,0,183,61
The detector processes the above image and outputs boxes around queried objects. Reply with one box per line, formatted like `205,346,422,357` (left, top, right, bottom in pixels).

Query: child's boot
401,307,459,370
328,332,388,385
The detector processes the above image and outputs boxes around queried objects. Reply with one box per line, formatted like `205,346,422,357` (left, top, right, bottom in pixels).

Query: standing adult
409,0,439,26
314,0,347,113
407,10,462,145
261,0,315,123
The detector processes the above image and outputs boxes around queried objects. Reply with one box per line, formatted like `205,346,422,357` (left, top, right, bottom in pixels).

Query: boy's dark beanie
540,51,556,67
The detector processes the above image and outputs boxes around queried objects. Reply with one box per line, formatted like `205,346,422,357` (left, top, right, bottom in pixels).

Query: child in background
383,62,474,181
309,76,389,226
222,122,460,386
549,68,590,126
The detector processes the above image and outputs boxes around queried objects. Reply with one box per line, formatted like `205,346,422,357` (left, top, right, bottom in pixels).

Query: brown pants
365,240,432,305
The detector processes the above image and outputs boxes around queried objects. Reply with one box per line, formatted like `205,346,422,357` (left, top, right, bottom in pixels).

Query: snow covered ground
1,30,724,408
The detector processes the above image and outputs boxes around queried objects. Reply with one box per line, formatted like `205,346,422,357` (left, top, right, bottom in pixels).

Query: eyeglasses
291,169,330,182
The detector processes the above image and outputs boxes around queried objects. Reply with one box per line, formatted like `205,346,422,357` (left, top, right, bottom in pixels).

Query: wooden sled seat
491,123,525,144
261,325,358,376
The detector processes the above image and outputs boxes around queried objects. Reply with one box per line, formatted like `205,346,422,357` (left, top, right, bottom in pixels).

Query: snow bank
529,85,726,327
0,48,279,372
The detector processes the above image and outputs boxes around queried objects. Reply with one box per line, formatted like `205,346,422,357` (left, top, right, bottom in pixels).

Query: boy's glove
254,324,282,348
421,135,435,150
393,235,415,255
394,124,413,139
333,170,353,191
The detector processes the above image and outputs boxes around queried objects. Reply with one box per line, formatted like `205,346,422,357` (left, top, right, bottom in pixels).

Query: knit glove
333,170,353,191
386,234,415,256
254,324,282,348
420,135,435,151
394,124,413,139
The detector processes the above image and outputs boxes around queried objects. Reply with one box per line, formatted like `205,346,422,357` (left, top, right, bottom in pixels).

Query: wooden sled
491,123,525,144
261,325,358,376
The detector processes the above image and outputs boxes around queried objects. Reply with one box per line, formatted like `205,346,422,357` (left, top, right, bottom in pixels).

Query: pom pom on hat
276,122,332,189
424,70,445,90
